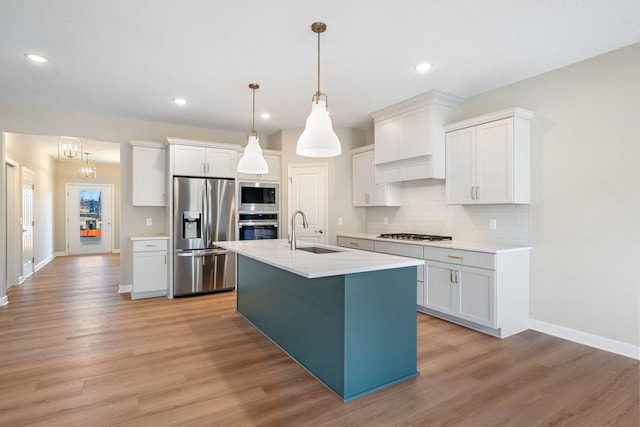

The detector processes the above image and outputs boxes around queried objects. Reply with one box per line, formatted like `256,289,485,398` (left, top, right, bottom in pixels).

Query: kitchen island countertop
215,239,424,279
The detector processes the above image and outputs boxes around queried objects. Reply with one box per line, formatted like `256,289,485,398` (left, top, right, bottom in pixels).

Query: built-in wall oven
239,182,278,212
238,213,278,240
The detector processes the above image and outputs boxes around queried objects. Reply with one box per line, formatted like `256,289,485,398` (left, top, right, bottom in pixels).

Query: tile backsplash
365,180,529,246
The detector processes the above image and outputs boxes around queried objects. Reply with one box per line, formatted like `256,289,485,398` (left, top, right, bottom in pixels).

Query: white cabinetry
131,237,168,299
337,235,531,338
237,153,280,182
130,141,166,206
351,145,400,207
370,90,463,183
171,142,237,178
422,246,529,338
445,108,534,204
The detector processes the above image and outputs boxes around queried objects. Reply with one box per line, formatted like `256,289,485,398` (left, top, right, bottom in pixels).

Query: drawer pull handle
350,242,359,246
145,244,157,247
447,255,463,259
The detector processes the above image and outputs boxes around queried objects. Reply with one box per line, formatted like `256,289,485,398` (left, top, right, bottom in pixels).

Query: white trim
111,249,120,254
34,253,55,272
118,284,132,294
529,319,639,360
0,295,8,306
444,107,535,132
55,251,69,257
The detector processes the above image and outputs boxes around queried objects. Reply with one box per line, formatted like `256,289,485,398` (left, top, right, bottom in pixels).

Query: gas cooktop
377,233,452,242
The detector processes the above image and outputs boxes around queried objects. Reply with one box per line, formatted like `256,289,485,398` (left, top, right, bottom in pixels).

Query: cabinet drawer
133,239,168,253
374,241,423,259
424,247,495,270
337,237,374,252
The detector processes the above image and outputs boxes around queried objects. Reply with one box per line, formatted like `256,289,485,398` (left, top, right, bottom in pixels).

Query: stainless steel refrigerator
173,177,236,296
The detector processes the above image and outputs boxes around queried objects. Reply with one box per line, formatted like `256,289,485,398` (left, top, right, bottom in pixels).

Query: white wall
458,42,640,347
4,133,57,267
276,127,367,244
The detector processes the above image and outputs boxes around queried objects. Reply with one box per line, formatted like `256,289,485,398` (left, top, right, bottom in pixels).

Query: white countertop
215,239,424,279
338,233,531,253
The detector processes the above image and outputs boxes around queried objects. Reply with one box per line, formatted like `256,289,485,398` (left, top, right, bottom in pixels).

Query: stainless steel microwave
238,182,278,212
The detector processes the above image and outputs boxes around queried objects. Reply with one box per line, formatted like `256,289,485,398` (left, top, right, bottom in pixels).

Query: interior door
21,167,34,281
67,183,113,255
5,162,19,288
288,163,328,244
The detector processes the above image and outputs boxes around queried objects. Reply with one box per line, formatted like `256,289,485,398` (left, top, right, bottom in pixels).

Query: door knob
315,230,324,234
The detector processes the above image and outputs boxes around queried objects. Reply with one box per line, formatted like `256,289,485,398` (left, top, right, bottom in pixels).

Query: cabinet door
132,146,166,206
174,145,206,176
205,148,237,179
446,127,476,204
424,261,455,314
401,107,430,159
456,265,496,328
133,251,168,296
476,118,513,204
352,151,371,206
374,118,401,163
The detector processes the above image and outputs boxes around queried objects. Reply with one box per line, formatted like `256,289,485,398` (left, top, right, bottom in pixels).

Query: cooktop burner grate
377,233,452,242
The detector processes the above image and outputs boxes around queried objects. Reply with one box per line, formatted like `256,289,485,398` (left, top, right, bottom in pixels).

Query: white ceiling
2,0,640,145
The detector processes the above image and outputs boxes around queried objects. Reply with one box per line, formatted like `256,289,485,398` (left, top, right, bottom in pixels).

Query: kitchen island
215,239,424,402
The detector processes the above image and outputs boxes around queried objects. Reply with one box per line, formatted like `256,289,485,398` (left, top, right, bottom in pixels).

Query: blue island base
236,255,419,402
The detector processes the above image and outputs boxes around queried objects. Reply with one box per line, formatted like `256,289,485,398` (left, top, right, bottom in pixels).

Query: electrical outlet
146,217,153,226
338,217,343,225
489,218,497,230
383,217,389,225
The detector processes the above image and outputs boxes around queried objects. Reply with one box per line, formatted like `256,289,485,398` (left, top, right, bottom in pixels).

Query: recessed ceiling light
174,98,187,106
260,113,271,119
25,53,48,63
415,63,432,73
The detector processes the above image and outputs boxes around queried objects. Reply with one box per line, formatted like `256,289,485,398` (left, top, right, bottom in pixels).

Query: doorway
66,183,114,255
21,167,34,282
287,163,328,244
5,161,19,289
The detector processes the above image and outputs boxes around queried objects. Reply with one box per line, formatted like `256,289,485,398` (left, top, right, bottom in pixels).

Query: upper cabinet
237,153,281,182
352,145,401,207
370,90,464,183
445,108,535,205
130,141,167,206
168,138,237,179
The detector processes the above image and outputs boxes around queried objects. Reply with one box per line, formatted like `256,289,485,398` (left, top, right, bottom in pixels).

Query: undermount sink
297,246,342,254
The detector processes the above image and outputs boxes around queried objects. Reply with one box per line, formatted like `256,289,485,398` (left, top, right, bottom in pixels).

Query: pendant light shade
296,99,340,157
237,83,269,174
296,22,341,158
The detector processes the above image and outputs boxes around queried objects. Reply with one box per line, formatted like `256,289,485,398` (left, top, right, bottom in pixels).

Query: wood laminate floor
0,254,638,426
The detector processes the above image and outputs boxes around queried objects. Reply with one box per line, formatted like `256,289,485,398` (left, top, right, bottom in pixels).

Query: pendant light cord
316,28,321,100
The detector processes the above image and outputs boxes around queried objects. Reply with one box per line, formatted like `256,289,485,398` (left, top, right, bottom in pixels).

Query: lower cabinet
337,235,530,338
132,237,168,299
424,260,495,328
421,247,529,338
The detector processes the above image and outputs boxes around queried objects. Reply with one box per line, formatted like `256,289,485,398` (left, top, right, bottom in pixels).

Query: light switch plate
489,218,497,230
146,217,153,226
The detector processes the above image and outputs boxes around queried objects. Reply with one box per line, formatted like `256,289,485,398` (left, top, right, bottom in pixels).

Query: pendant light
58,136,83,160
296,22,341,158
78,152,97,179
237,83,269,174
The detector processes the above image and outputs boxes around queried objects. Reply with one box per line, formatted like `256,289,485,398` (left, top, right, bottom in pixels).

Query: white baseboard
0,295,8,306
529,319,639,360
55,251,69,257
118,284,132,294
35,254,56,272
112,249,121,254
